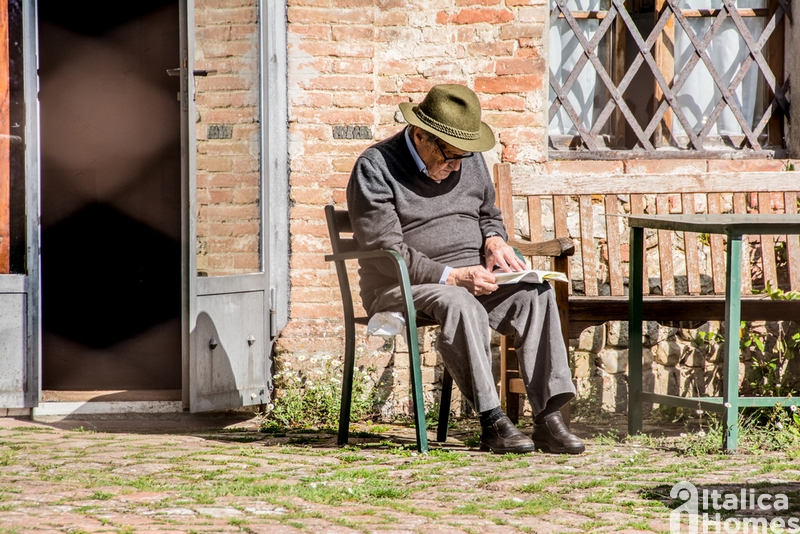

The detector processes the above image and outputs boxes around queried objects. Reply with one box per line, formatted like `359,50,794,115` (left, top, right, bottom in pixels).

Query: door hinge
269,287,277,339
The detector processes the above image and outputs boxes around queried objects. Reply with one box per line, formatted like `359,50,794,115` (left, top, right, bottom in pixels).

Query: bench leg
628,227,644,436
338,321,357,447
406,327,429,454
722,236,743,452
436,368,453,442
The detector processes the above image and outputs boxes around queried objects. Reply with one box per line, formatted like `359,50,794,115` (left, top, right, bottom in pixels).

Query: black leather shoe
479,415,536,454
532,412,585,454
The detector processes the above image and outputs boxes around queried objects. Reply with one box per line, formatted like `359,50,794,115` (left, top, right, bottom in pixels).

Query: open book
494,269,569,285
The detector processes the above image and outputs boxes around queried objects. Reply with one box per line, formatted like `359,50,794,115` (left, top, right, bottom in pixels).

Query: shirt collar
404,127,428,176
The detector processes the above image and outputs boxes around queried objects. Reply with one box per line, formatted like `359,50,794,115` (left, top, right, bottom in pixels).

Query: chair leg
338,325,357,447
436,368,453,442
407,334,429,454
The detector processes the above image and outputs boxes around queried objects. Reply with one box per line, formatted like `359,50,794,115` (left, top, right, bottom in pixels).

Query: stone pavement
0,413,799,534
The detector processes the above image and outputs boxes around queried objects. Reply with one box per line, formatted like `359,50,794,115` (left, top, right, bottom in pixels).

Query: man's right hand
446,266,498,296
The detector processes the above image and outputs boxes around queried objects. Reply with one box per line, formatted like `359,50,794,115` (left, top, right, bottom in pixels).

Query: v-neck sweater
346,128,507,313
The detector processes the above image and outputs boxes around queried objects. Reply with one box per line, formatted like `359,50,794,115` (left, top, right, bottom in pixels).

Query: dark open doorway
39,0,182,391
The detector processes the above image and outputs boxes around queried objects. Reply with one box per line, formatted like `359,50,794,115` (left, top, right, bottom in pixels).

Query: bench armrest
508,237,575,258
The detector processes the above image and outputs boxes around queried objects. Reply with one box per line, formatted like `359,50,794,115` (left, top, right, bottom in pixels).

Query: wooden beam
653,0,674,148
0,0,10,274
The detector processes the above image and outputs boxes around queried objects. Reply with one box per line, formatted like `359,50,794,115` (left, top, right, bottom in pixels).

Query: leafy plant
263,355,376,430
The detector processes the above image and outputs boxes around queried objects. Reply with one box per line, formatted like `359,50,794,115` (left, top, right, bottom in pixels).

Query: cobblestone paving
0,414,798,533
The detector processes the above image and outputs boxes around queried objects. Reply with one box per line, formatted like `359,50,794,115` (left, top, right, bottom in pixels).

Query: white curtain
549,0,608,135
673,0,765,138
548,0,766,141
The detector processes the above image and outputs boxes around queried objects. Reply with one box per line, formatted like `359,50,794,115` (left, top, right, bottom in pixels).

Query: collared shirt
404,127,451,284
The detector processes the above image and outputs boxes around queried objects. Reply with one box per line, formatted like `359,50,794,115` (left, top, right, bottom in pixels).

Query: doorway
38,1,182,392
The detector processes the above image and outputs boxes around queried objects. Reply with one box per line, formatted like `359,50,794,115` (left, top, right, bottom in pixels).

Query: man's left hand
484,236,527,272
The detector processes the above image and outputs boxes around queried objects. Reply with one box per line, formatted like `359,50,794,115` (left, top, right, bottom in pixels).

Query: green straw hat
399,84,495,153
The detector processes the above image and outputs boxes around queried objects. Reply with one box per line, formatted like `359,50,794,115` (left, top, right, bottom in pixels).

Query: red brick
475,75,543,93
447,8,514,24
333,0,374,6
496,57,544,75
291,287,338,303
502,144,546,164
291,253,329,270
483,111,543,128
469,43,515,60
288,7,373,24
499,24,543,40
290,235,330,254
196,26,231,42
230,24,258,40
232,187,260,204
331,59,373,74
375,27,422,43
290,24,332,40
196,156,234,172
400,78,441,94
302,73,375,91
198,140,252,156
481,95,526,111
207,190,235,204
200,205,261,220
201,108,257,124
332,190,348,204
290,157,332,174
196,8,257,26
197,0,256,8
625,159,708,174
195,75,253,92
375,11,407,26
291,108,374,125
291,91,334,109
506,0,539,4
287,0,332,6
332,92,376,108
298,42,375,58
456,0,501,5
207,222,260,237
707,159,787,173
499,129,546,144
376,62,417,76
514,47,543,59
233,254,260,270
232,158,260,173
544,160,625,175
332,158,358,173
332,26,375,41
291,187,335,205
290,270,339,288
198,173,258,188
292,302,344,320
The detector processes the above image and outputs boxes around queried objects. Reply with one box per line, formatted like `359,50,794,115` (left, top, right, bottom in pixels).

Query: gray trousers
370,282,576,415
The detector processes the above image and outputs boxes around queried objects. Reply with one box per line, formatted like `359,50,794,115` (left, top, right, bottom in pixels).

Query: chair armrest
325,249,424,330
508,237,575,258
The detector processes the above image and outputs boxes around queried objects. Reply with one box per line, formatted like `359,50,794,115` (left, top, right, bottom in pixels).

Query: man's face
412,128,473,182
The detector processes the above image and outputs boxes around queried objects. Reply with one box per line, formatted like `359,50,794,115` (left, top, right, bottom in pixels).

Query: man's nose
448,159,462,171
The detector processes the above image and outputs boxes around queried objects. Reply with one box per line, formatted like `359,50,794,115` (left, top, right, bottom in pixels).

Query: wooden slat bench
493,162,800,413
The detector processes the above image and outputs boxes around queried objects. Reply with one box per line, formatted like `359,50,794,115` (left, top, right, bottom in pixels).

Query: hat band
415,108,480,141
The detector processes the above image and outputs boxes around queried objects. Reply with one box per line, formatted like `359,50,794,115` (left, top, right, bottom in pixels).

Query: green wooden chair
324,205,453,453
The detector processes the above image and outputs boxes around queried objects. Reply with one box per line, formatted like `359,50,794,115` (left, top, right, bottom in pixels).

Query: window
548,0,791,156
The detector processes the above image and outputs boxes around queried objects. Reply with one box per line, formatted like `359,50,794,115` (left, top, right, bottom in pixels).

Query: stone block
578,325,605,352
678,366,707,398
607,321,629,347
683,348,705,368
572,350,592,379
597,348,627,374
653,365,679,396
654,340,683,367
597,371,628,413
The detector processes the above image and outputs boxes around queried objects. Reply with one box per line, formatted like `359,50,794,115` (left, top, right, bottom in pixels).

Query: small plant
263,354,376,430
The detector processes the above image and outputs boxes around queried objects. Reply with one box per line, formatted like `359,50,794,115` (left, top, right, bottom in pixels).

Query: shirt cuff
439,266,452,285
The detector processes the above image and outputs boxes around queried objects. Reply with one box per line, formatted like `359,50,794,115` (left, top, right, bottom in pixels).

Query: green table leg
628,227,644,436
722,235,742,451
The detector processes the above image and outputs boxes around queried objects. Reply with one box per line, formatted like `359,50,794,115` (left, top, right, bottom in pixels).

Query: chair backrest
324,205,359,255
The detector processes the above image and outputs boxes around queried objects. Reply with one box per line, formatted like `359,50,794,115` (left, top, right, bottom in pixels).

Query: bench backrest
494,163,800,297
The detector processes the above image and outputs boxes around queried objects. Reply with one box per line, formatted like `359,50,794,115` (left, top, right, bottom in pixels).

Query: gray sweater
346,128,508,313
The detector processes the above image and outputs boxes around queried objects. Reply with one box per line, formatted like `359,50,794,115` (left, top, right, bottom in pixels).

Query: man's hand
446,265,498,296
484,236,527,272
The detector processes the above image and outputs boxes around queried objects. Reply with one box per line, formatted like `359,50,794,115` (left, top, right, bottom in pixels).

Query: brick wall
194,0,261,276
274,0,797,417
278,0,550,363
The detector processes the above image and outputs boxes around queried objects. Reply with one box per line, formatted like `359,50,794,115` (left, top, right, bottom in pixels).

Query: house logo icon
670,481,699,534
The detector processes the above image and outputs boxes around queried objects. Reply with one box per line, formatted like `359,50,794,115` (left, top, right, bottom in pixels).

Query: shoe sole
479,442,536,454
533,442,585,455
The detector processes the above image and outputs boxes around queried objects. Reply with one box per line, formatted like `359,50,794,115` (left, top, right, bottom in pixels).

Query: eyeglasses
434,139,473,162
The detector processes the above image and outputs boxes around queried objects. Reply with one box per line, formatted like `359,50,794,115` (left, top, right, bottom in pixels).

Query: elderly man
346,84,584,454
